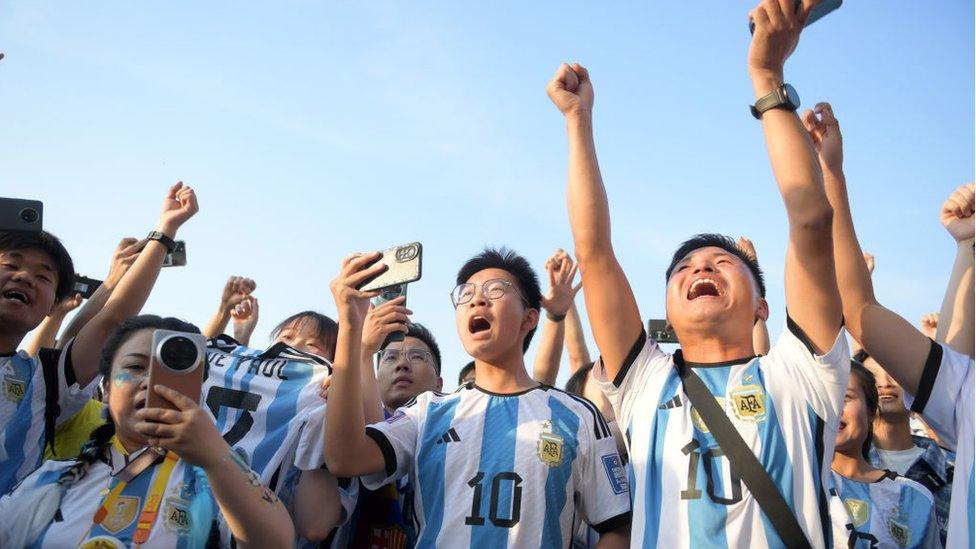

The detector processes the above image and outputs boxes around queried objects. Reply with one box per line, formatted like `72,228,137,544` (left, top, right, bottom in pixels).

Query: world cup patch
729,384,767,422
101,495,140,534
537,431,564,467
844,498,869,528
601,454,629,495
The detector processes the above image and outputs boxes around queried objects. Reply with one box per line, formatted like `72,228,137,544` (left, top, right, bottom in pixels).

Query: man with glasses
325,247,631,548
376,323,443,412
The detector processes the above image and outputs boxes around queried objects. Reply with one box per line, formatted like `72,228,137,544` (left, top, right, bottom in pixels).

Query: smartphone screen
372,284,408,344
73,275,103,299
147,330,206,410
162,241,187,268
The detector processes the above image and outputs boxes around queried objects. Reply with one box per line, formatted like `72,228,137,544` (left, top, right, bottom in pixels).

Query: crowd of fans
0,1,972,547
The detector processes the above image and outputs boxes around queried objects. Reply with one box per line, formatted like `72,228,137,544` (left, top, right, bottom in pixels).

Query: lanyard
89,437,179,546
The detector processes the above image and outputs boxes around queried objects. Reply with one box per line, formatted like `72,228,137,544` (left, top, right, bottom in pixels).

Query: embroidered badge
730,384,767,422
80,536,126,549
101,495,140,534
3,376,25,404
888,517,911,548
844,498,869,528
537,422,564,467
164,496,192,533
601,454,629,495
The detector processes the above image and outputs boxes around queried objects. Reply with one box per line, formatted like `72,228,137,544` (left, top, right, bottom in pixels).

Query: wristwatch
146,230,176,253
750,83,800,119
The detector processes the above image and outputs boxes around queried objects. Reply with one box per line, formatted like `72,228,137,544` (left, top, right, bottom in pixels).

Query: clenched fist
940,183,975,243
547,63,594,118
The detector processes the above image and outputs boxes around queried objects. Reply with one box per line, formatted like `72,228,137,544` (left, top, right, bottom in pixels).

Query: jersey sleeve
37,340,100,427
903,341,974,452
360,400,423,490
576,410,632,534
294,404,327,471
763,316,850,423
592,331,672,434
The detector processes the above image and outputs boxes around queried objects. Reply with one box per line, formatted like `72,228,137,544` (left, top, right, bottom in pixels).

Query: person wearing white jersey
0,315,294,548
808,96,975,547
830,360,937,547
0,182,198,494
325,248,632,548
549,1,849,547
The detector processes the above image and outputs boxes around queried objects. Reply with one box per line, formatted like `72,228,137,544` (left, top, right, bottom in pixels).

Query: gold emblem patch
101,495,140,534
888,518,911,547
3,377,25,404
537,431,564,467
80,536,125,549
844,498,869,528
730,384,767,422
164,496,191,533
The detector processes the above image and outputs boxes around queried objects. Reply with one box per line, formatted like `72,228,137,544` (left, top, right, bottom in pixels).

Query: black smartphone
647,319,679,344
372,284,408,344
73,275,103,299
358,242,422,292
0,198,43,233
162,241,187,268
749,0,842,34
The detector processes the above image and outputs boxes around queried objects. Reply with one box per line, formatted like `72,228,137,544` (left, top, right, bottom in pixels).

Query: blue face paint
112,372,137,387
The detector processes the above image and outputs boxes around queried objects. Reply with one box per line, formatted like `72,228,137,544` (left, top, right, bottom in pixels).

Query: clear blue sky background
4,1,973,388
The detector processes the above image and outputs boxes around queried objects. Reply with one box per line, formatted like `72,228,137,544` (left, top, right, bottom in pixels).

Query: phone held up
147,330,207,410
73,275,103,299
0,197,43,233
161,241,187,268
749,0,841,34
647,319,679,344
358,242,423,292
373,284,408,344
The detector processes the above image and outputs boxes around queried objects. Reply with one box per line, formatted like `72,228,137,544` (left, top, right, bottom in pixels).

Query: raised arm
564,301,592,372
70,183,199,386
202,276,256,339
548,64,643,381
324,252,390,476
533,249,581,385
25,293,81,356
934,184,975,357
56,237,143,348
807,103,932,393
748,0,841,353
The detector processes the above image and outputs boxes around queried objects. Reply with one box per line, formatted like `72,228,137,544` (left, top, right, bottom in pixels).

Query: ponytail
0,420,115,548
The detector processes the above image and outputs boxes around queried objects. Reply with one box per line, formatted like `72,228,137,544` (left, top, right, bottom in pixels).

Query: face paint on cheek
112,372,138,388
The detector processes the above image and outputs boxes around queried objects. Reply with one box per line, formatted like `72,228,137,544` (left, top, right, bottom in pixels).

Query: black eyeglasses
376,348,433,368
450,278,528,308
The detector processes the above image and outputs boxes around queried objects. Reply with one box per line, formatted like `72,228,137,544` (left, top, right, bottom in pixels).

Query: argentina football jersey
903,341,974,549
0,342,98,493
362,383,631,547
829,470,938,548
596,319,850,548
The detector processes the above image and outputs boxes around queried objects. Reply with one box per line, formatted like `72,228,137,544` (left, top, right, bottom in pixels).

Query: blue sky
4,1,973,388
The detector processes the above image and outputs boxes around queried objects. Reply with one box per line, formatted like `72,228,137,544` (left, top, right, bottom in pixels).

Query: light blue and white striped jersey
0,444,219,548
903,341,974,549
596,320,850,548
829,470,938,548
0,343,97,494
363,383,632,548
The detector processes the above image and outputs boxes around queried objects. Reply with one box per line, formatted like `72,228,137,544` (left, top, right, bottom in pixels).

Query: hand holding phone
371,284,409,345
749,0,841,34
73,275,103,299
147,330,206,410
357,242,422,292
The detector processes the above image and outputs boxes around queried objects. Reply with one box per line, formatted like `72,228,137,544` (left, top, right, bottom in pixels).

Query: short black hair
382,322,442,376
456,247,542,352
665,234,766,297
100,315,200,377
849,359,879,459
565,362,595,396
0,230,75,302
458,361,475,386
271,311,339,360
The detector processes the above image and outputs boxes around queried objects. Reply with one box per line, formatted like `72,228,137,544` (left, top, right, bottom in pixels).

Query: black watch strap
146,231,176,253
750,84,799,120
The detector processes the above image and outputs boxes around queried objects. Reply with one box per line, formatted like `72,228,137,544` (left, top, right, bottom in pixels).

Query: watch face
784,84,800,109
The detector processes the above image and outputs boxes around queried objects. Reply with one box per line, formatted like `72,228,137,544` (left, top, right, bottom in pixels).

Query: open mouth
468,316,491,335
2,289,29,305
687,278,722,300
838,420,848,431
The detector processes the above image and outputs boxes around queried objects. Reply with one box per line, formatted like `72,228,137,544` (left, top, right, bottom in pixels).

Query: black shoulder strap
680,364,811,549
38,349,62,457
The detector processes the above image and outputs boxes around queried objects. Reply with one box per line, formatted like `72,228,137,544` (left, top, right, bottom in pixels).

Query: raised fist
940,183,975,243
157,182,199,236
547,63,594,118
219,276,257,313
802,102,843,172
919,313,939,340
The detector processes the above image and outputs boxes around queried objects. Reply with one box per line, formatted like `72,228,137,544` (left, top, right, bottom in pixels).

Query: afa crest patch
729,384,767,422
888,517,911,547
601,454,629,495
164,496,192,533
3,377,25,404
537,431,564,467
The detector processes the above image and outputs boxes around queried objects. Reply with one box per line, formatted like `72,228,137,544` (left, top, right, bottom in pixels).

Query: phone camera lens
159,335,199,372
19,208,39,224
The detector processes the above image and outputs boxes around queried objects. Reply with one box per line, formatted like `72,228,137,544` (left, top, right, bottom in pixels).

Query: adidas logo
435,428,461,444
658,395,682,410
